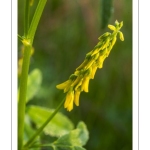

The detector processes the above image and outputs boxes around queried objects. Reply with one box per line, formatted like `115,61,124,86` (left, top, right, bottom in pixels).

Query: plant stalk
24,0,30,37
18,44,32,150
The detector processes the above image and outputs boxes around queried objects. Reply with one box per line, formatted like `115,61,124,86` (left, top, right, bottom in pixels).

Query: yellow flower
90,63,98,79
85,59,95,69
97,55,106,68
81,76,90,92
75,79,83,91
74,89,81,106
71,76,82,87
64,89,74,111
108,25,116,31
118,31,124,41
56,80,72,93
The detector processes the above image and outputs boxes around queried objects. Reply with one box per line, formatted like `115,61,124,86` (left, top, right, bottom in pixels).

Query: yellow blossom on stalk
56,20,124,111
74,89,81,106
64,89,74,111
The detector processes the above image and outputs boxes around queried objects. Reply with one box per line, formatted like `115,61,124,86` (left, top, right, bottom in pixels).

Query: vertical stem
24,0,30,37
18,0,47,149
18,44,32,150
28,0,47,44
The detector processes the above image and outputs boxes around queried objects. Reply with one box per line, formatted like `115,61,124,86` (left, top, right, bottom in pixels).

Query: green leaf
27,106,74,137
26,69,42,102
52,121,89,150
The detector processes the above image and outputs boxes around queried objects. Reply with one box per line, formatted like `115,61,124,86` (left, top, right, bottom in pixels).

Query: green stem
23,98,65,149
28,0,47,44
24,0,30,37
18,44,32,150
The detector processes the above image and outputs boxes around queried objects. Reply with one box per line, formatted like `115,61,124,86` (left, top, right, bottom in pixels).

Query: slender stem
23,98,65,149
28,0,47,44
24,0,30,37
18,44,32,150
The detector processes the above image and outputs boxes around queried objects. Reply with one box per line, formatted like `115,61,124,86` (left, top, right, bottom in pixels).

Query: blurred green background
18,0,132,149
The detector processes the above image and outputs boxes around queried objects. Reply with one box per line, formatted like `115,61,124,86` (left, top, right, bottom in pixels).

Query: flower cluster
56,20,124,111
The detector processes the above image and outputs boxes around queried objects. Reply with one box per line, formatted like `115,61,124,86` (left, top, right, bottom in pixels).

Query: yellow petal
75,79,83,91
71,76,82,87
119,21,123,28
108,25,116,31
56,80,72,90
97,55,105,68
74,90,81,106
64,90,74,111
85,59,95,69
111,36,117,47
118,31,124,41
115,20,119,26
81,77,90,92
90,64,98,79
67,99,74,111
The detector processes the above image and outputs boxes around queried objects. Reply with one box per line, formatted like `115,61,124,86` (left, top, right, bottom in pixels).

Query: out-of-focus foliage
101,0,113,29
51,121,89,150
27,69,42,102
18,0,132,149
27,105,74,137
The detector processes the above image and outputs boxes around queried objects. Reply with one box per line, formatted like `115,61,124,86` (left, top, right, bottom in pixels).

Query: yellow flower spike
74,89,81,106
90,63,98,79
108,25,116,31
81,76,90,92
64,89,74,111
56,80,72,90
118,31,124,41
56,21,124,111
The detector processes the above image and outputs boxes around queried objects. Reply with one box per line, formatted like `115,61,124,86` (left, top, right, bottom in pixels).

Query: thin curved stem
23,98,65,149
